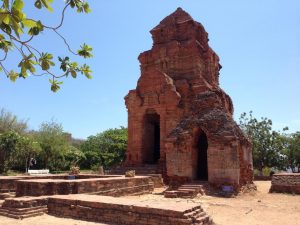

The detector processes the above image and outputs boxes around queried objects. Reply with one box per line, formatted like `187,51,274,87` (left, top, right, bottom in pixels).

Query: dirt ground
0,181,299,225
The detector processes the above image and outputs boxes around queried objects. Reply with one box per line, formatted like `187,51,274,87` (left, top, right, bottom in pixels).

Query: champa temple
124,8,253,188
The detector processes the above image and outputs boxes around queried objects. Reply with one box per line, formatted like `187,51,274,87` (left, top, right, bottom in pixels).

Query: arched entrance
197,131,208,180
142,111,160,164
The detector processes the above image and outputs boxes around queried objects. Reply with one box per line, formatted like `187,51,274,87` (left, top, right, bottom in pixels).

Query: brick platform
270,173,300,194
0,174,120,193
16,176,154,197
0,196,49,219
48,194,213,225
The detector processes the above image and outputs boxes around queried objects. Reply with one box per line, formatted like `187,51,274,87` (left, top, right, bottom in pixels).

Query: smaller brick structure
270,173,300,194
48,194,212,225
0,196,49,219
0,174,119,193
15,176,154,197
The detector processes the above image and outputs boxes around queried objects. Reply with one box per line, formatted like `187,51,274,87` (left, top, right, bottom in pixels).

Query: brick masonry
124,7,253,189
48,194,213,225
270,173,300,194
0,174,120,193
15,176,154,197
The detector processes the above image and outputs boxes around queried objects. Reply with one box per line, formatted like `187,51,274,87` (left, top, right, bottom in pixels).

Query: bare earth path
0,181,299,225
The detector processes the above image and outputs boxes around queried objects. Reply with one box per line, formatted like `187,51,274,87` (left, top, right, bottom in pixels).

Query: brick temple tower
124,8,253,188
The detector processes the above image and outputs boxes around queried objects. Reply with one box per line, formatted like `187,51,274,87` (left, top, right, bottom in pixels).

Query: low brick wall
48,194,212,225
0,174,119,192
16,176,154,197
270,173,300,194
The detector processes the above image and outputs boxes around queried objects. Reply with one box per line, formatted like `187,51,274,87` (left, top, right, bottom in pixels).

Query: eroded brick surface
124,7,253,188
48,194,212,225
15,176,154,197
270,173,300,194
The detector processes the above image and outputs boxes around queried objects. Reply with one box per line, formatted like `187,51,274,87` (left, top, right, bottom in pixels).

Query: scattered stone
125,170,135,177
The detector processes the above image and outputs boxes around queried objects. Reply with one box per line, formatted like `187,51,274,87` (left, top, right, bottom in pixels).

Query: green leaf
39,52,54,70
12,0,24,11
49,79,63,92
70,70,77,78
8,71,19,82
22,19,37,28
28,20,43,36
18,54,37,76
10,17,23,38
3,0,9,9
34,0,42,9
83,2,91,13
0,13,8,24
80,64,92,79
2,15,10,24
77,43,93,58
11,7,25,22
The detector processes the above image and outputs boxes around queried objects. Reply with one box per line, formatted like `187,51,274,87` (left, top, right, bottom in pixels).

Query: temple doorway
142,112,160,164
197,131,208,180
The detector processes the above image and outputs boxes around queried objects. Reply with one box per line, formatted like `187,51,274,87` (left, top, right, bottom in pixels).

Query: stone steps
182,206,213,225
0,205,48,219
0,192,15,200
165,182,208,198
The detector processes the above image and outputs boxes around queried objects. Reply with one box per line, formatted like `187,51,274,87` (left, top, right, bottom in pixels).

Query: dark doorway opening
143,112,160,164
197,132,208,180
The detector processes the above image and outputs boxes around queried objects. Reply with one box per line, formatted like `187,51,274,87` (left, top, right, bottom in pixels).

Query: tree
80,127,128,169
0,130,20,173
0,0,92,92
239,111,288,174
0,108,27,133
36,120,68,170
14,134,41,172
284,132,300,172
64,145,86,169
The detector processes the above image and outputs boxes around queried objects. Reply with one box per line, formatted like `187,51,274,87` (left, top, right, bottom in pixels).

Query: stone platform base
48,194,213,225
0,196,48,219
270,173,300,194
0,174,120,193
16,176,154,197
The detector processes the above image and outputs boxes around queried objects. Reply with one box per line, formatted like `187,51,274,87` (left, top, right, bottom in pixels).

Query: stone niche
124,8,254,188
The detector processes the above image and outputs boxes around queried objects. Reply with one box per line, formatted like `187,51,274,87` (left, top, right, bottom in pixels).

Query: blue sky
0,0,299,139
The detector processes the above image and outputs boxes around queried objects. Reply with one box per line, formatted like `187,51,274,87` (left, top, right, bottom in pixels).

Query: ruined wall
270,173,300,194
15,176,154,197
125,8,253,188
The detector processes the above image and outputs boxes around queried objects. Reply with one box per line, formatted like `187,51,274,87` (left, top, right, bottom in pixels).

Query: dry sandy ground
0,181,299,225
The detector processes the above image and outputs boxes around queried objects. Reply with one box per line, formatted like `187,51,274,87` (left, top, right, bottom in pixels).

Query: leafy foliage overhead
0,0,92,92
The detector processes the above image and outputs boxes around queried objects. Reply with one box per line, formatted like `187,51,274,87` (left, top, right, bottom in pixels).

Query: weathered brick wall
124,7,253,188
0,174,119,192
48,195,212,225
16,176,154,197
270,173,300,194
